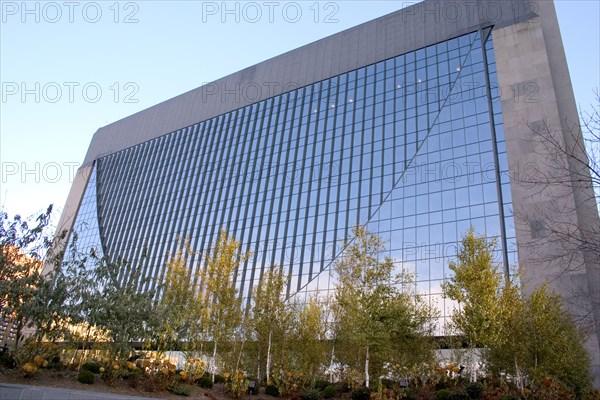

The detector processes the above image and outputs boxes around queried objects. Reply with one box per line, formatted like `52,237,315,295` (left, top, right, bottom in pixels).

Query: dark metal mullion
287,86,316,297
237,103,268,295
196,116,226,258
218,109,243,236
233,104,260,263
230,107,252,242
247,99,277,293
279,90,306,271
113,144,153,284
108,146,146,283
96,154,120,257
255,97,284,279
102,148,135,257
310,83,332,281
125,142,159,261
171,126,199,242
480,28,510,278
321,81,342,273
119,139,164,286
153,130,193,291
299,84,323,293
344,76,358,243
368,82,376,221
143,133,182,291
180,122,207,268
262,95,291,270
189,119,217,264
134,136,172,291
174,125,202,242
204,113,235,252
185,122,213,284
333,78,350,263
383,64,394,206
356,79,367,226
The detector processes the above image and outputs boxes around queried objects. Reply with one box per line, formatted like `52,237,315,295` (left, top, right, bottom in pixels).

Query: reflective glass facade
67,29,516,326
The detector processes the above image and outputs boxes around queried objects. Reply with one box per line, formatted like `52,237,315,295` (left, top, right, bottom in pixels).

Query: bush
214,374,226,384
78,369,95,384
19,362,38,378
122,367,142,379
435,389,452,400
169,383,193,396
449,392,469,400
301,387,321,400
351,386,371,400
315,379,331,391
380,378,394,389
266,384,280,397
81,362,101,374
338,382,351,393
0,349,16,369
48,359,65,371
323,385,337,399
198,376,214,388
399,388,418,400
465,382,484,399
226,370,249,399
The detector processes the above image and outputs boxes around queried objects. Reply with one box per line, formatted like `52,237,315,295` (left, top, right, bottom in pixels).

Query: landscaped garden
1,207,598,399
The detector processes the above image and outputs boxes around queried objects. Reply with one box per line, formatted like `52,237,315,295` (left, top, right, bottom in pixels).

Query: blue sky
1,0,599,221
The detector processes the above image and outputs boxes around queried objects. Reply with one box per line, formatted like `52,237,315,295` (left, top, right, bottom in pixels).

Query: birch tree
442,228,504,382
201,228,248,381
156,240,204,354
333,226,433,388
291,296,327,382
250,267,290,382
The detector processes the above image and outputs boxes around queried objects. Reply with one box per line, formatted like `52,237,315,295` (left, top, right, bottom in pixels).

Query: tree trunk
470,347,476,383
514,357,523,392
266,330,272,381
329,344,335,383
365,346,370,388
256,349,261,382
212,340,218,383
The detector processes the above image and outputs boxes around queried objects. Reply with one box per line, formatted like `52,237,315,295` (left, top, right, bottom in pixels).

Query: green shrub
380,378,394,389
435,389,452,400
351,386,371,400
399,388,418,400
77,369,95,384
80,362,101,374
323,385,337,399
214,374,227,384
266,384,280,397
122,367,142,379
449,392,468,400
198,376,214,388
0,350,16,369
465,382,484,399
301,387,321,400
338,382,351,393
47,359,65,371
314,379,331,390
169,383,193,396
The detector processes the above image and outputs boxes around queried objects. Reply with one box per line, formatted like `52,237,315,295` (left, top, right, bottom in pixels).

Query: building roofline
82,0,536,167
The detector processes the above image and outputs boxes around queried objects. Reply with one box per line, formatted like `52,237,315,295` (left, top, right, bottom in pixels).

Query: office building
56,0,600,378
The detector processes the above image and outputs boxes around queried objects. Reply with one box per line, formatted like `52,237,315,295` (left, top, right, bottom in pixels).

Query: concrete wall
493,0,600,384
